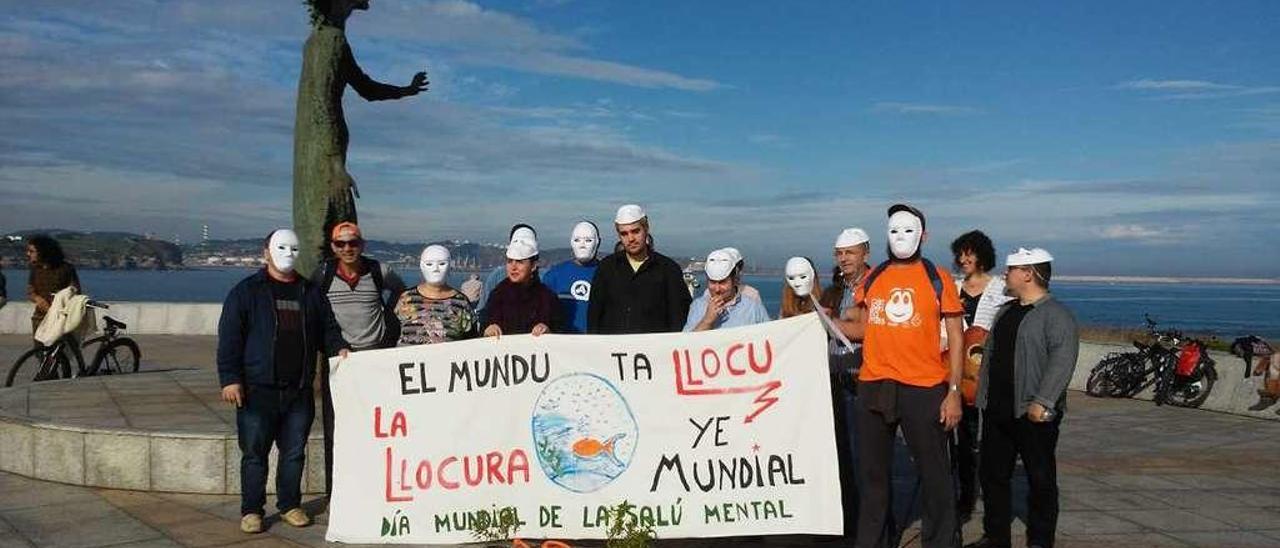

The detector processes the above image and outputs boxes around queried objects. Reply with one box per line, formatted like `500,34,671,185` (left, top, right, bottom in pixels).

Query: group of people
775,204,1079,548
215,201,1078,547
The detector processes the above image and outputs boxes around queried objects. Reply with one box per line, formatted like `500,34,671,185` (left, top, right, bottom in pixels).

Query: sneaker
280,508,311,528
240,514,264,534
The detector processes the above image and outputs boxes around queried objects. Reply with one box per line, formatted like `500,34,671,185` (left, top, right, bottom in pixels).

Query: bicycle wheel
1153,358,1177,406
88,339,141,376
1088,353,1139,397
1168,365,1216,409
5,346,71,387
1086,354,1123,397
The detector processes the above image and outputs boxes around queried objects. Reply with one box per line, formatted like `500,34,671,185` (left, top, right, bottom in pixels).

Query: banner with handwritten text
325,313,841,544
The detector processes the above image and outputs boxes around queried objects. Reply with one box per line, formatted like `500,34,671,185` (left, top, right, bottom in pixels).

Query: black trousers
954,406,981,513
855,382,956,548
979,409,1061,548
830,368,860,539
321,360,335,496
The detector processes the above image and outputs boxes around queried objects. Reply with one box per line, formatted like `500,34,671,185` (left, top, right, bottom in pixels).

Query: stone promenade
1,335,1278,547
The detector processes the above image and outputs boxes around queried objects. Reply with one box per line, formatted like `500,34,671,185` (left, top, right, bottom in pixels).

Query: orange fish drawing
571,433,626,467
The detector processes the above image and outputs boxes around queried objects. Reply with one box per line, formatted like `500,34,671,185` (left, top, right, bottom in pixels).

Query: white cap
705,248,737,281
834,227,869,249
1006,247,1054,266
721,247,744,266
615,204,647,225
506,239,539,261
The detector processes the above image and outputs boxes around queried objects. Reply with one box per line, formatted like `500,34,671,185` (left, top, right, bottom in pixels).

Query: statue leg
293,164,357,280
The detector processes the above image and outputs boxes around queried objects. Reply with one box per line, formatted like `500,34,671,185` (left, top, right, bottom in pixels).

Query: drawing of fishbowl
530,373,638,493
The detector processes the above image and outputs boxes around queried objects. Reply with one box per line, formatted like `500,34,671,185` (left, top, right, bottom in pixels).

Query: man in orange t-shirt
837,203,964,548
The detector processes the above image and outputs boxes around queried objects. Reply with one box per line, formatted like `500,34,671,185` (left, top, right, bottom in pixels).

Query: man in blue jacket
217,229,349,534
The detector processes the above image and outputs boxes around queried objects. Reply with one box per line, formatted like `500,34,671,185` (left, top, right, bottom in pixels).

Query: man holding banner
587,204,691,334
217,229,350,534
839,204,965,548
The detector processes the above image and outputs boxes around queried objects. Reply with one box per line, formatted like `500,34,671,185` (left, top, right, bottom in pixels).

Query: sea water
5,269,1278,339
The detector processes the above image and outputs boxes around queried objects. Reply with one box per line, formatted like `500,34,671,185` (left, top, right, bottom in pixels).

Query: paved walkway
0,391,1277,547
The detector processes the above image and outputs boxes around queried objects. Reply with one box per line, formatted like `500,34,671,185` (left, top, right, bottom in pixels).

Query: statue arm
342,44,427,101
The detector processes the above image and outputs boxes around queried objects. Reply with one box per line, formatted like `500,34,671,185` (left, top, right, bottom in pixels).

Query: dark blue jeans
830,351,861,539
237,384,314,516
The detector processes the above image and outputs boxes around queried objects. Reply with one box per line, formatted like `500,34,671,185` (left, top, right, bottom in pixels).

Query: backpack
320,257,402,347
860,257,945,306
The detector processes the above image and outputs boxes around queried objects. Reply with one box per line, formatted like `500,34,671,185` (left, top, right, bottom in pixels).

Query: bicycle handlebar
86,300,110,310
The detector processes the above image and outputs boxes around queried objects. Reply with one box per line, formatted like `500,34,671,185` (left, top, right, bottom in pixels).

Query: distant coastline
1055,275,1280,286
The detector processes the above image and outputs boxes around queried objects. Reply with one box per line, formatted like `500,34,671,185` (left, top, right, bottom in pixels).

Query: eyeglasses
333,239,363,249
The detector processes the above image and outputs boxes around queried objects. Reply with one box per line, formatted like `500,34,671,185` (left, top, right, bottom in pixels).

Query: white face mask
887,211,923,260
570,222,599,262
784,257,816,297
419,245,450,286
511,226,536,246
267,230,300,274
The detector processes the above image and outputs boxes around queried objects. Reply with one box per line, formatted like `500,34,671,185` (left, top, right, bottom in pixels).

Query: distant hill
182,238,575,271
0,230,183,270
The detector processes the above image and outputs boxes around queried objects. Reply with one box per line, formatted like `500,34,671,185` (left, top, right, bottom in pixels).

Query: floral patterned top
395,288,477,346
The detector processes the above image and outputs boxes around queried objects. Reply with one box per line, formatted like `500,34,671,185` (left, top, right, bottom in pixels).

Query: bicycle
5,300,142,387
1085,314,1217,408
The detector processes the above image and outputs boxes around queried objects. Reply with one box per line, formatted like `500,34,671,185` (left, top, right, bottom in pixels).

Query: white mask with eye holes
887,211,923,260
419,245,450,286
570,221,599,263
267,229,300,274
784,257,816,298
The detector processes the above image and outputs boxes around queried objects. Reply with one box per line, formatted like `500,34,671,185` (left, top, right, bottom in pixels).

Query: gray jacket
976,294,1079,418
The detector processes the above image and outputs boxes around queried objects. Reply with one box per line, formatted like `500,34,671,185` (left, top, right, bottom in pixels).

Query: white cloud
747,133,791,147
1116,79,1237,91
463,51,721,91
1095,224,1168,241
1115,78,1280,100
871,102,982,115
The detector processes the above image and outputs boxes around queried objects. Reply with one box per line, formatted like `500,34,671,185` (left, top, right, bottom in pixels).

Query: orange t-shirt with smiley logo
855,261,963,387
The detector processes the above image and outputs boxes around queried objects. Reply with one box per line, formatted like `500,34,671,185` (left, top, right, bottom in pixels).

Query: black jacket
587,251,692,334
216,269,349,389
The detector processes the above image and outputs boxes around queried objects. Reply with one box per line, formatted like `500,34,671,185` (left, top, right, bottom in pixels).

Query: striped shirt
324,263,402,350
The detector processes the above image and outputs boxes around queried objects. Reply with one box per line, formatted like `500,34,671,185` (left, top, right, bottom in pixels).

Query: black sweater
586,251,692,334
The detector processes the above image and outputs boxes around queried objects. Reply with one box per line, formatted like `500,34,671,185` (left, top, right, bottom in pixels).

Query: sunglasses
333,239,363,248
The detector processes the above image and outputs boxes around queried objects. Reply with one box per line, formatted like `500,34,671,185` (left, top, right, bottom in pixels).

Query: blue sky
1,0,1277,276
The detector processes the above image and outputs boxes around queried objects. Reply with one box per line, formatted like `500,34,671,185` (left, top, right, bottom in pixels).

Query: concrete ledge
0,371,325,494
0,302,222,336
1070,341,1279,421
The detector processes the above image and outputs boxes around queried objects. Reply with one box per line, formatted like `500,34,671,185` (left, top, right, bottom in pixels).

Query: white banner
325,314,841,544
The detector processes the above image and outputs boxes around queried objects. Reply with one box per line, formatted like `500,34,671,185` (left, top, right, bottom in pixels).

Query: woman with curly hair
25,234,81,335
949,229,1012,523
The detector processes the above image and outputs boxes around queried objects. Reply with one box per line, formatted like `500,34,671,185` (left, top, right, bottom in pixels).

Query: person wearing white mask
683,248,770,332
216,228,350,534
967,248,1077,548
780,256,823,319
588,204,691,334
395,244,477,345
780,255,863,540
483,239,560,337
835,204,965,548
541,221,602,334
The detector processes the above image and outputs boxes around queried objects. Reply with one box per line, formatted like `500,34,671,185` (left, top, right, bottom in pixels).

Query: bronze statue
293,0,428,278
